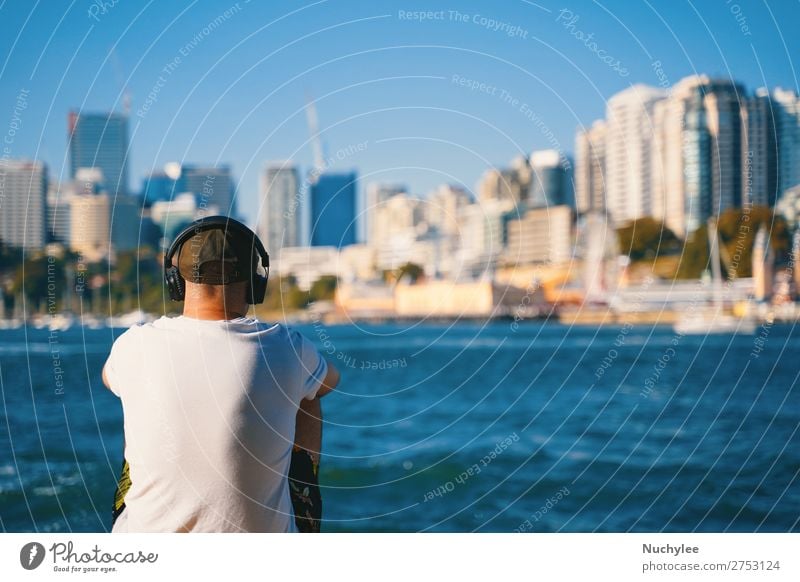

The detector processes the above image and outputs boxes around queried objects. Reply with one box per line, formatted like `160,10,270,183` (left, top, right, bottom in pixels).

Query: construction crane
110,47,131,116
304,92,326,181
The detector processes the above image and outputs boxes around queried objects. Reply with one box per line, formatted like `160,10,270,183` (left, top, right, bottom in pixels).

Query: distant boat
48,313,75,331
81,314,104,329
673,218,756,335
674,309,757,335
0,318,22,330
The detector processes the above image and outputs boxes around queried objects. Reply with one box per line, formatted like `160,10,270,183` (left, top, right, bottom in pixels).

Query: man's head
164,216,270,316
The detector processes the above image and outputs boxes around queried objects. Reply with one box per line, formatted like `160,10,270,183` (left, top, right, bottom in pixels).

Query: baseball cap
176,227,257,285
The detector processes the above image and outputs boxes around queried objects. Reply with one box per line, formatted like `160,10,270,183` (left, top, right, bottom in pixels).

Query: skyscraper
771,88,800,199
141,171,177,207
651,76,712,236
0,160,47,250
651,76,748,235
575,120,606,215
310,171,357,248
605,84,667,225
47,180,73,245
365,183,406,245
110,196,142,252
68,111,129,195
680,79,713,233
69,192,110,262
743,90,778,207
505,205,573,265
529,149,572,208
177,164,236,216
704,79,745,214
425,184,471,238
258,162,301,254
477,161,530,206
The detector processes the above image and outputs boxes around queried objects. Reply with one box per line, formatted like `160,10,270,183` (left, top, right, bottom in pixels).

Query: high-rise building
110,196,142,252
529,150,572,208
743,91,778,207
651,76,712,236
47,180,74,244
651,76,749,236
258,163,301,254
365,183,406,245
177,165,236,216
771,88,800,198
141,171,177,207
69,193,110,262
0,160,47,250
456,199,515,275
704,79,745,214
605,84,667,225
68,111,129,195
678,79,713,234
477,166,528,205
371,192,423,270
505,205,573,265
575,120,606,214
426,184,471,237
310,171,357,248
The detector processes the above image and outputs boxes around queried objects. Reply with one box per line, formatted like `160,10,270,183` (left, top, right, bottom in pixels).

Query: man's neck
182,305,248,321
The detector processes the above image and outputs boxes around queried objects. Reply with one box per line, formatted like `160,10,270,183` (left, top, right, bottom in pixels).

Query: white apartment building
604,84,667,225
0,160,47,250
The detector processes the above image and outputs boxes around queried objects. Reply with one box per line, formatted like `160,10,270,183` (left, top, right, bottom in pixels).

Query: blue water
1,321,798,532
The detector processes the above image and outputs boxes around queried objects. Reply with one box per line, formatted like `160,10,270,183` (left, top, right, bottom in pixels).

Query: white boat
48,313,75,331
0,318,22,330
673,219,756,335
674,309,757,335
81,314,105,329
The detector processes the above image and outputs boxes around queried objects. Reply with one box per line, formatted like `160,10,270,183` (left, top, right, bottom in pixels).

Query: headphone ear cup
165,266,185,301
249,275,267,305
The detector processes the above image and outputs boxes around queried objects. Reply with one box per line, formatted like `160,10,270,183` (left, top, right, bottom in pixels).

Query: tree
675,224,710,280
9,255,66,312
617,218,681,261
395,262,424,284
717,206,790,279
308,275,338,302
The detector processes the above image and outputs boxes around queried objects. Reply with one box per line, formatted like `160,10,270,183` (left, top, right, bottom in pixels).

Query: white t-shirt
104,316,327,533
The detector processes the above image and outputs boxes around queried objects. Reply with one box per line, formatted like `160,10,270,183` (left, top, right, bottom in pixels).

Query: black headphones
164,215,270,304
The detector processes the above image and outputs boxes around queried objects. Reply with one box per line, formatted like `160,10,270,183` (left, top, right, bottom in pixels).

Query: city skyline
1,1,799,227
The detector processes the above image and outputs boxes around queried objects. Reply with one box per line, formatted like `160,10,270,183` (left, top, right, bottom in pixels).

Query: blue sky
1,0,798,226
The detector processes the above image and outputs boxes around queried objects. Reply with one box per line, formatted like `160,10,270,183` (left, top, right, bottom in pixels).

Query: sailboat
673,218,757,335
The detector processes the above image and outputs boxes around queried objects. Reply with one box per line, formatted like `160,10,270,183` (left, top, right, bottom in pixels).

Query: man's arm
294,360,339,463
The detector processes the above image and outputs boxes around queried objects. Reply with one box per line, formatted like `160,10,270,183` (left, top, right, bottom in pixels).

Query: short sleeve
103,327,138,397
291,330,328,401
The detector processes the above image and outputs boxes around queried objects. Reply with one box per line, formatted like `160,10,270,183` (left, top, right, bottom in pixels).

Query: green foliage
0,243,22,274
617,218,681,261
717,206,790,279
623,208,792,281
259,276,308,312
675,224,710,280
308,275,338,303
9,254,66,310
396,262,424,283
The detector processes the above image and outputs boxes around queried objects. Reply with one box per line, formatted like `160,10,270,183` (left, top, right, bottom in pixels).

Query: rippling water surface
1,321,798,532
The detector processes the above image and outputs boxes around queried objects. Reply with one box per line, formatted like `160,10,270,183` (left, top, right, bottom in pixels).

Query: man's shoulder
110,316,171,347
